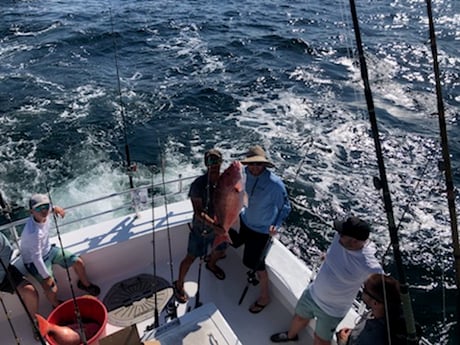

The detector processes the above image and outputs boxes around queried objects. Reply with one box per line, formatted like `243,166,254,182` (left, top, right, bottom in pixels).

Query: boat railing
0,174,198,250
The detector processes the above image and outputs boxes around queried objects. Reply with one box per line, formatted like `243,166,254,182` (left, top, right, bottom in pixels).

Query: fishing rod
149,167,160,328
194,159,216,310
425,0,460,338
238,235,273,306
46,187,88,345
348,1,418,344
109,7,136,190
160,152,177,321
0,193,47,344
238,205,284,306
0,287,20,345
0,258,47,345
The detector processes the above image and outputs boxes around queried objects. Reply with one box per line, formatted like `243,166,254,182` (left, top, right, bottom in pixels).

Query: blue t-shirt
240,167,290,234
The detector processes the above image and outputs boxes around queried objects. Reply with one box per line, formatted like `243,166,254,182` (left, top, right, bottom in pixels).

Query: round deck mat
103,274,173,327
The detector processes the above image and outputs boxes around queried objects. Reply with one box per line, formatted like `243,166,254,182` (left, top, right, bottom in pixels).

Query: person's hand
53,206,65,218
269,225,277,236
336,328,351,345
44,276,57,293
214,223,226,236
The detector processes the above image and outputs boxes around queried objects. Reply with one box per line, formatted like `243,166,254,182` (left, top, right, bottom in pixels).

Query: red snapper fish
35,314,101,345
213,160,246,247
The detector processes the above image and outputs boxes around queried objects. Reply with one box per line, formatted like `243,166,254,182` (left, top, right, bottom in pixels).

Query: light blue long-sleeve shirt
240,167,291,234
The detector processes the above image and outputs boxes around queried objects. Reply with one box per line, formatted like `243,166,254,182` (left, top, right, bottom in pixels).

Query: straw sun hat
240,145,275,168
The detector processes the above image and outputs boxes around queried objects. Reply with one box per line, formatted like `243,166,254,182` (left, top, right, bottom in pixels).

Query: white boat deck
0,199,357,345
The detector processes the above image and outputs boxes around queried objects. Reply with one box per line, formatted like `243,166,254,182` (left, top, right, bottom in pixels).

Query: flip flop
205,263,226,280
173,281,188,304
249,301,268,314
204,254,227,262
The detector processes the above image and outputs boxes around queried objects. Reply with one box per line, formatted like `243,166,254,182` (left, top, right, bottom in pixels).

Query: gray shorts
295,288,343,341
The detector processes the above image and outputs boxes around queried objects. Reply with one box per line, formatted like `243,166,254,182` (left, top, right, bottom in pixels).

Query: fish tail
35,314,50,336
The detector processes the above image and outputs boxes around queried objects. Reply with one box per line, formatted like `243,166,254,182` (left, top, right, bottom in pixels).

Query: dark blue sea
0,0,458,343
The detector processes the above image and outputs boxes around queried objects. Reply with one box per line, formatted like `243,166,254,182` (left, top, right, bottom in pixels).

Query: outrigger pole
425,0,460,338
109,8,135,189
348,1,418,344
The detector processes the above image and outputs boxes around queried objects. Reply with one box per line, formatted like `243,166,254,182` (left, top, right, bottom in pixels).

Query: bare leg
207,249,225,270
72,257,91,286
17,281,39,316
40,280,59,307
177,254,196,288
313,333,331,345
288,314,311,339
256,269,270,305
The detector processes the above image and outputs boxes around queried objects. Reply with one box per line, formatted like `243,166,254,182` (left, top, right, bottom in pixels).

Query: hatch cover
103,274,173,327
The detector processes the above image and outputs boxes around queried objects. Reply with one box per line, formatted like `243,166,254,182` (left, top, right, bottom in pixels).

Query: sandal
173,281,188,304
270,331,299,343
205,263,226,280
204,254,227,262
249,301,268,314
77,280,101,296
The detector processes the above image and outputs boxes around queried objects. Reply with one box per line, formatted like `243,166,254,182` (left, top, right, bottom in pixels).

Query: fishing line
46,187,87,345
379,161,432,264
109,7,136,190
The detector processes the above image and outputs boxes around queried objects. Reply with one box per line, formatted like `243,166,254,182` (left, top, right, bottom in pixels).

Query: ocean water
0,0,459,343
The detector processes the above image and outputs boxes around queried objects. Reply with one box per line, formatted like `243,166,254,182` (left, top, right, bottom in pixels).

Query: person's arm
272,182,291,230
336,328,351,345
52,206,65,218
191,197,225,234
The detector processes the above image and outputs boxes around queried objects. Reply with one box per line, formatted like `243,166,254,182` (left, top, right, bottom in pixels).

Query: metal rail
0,174,198,248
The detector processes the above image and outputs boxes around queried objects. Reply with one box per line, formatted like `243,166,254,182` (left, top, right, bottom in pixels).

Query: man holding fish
231,145,291,314
175,149,230,304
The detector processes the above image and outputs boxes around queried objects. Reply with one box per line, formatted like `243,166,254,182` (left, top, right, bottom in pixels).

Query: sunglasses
248,162,265,167
206,156,222,166
34,204,51,212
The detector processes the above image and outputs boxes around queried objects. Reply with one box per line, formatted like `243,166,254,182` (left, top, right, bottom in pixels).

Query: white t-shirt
20,216,52,279
309,233,383,317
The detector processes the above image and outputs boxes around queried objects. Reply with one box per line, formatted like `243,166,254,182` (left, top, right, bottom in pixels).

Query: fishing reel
246,270,259,286
164,299,177,322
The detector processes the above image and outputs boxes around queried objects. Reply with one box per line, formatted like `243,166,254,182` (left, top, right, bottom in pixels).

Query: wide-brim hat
29,194,50,210
240,145,275,168
334,216,370,241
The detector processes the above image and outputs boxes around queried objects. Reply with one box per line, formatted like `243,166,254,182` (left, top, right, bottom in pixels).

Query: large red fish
213,160,246,247
35,314,100,345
